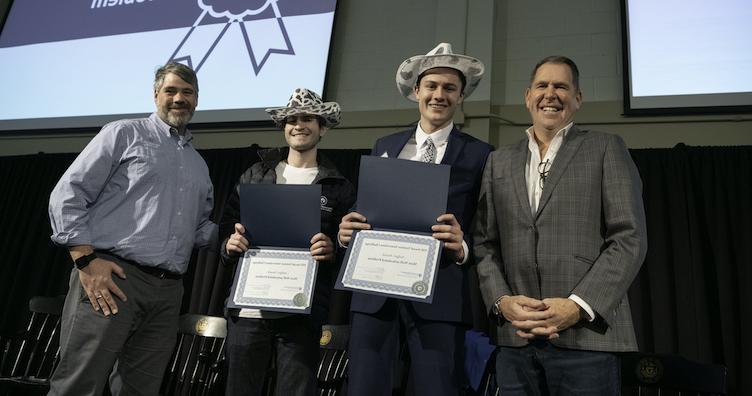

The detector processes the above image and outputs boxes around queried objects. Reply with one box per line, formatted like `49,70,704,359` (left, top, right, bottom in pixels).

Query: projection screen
621,0,752,115
0,0,338,132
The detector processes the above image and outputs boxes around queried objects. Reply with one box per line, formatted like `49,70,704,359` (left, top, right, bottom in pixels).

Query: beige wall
488,0,751,148
1,0,749,156
488,102,751,148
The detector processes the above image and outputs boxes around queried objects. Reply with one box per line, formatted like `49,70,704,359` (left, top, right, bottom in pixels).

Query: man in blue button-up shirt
47,62,217,396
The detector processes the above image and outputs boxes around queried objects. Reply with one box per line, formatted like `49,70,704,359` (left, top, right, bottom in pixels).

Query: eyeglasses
538,159,551,189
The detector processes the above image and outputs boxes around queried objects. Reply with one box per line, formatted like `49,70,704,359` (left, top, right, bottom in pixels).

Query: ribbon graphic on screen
168,0,294,75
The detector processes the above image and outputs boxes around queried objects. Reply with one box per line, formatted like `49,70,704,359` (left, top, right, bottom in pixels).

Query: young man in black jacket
220,88,356,396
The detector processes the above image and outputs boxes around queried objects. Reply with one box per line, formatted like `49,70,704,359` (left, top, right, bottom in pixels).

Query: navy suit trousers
348,300,466,396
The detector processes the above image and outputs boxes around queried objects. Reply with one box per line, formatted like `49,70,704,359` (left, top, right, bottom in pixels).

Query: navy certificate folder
239,184,321,248
356,155,450,233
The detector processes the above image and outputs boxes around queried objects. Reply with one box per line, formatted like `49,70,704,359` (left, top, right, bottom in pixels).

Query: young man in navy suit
338,43,493,396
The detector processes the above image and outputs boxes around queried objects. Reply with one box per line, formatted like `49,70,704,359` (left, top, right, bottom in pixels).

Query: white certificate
229,248,318,313
339,230,441,302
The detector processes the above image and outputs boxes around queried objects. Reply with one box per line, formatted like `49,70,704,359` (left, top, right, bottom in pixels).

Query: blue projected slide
0,0,337,131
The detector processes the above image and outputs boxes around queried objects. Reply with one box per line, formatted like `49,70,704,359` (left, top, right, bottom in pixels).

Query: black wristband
74,252,97,270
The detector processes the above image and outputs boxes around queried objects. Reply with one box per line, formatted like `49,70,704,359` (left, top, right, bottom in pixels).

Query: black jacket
219,147,356,324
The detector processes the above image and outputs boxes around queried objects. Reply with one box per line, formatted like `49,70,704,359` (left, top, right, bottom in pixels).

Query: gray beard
164,111,192,130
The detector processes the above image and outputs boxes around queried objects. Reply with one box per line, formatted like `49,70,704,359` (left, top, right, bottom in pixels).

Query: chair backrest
621,352,727,395
161,314,227,396
471,351,499,396
317,324,350,396
0,295,65,385
464,330,499,396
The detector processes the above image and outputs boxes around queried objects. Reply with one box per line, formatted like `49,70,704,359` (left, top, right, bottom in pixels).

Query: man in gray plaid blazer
474,56,647,394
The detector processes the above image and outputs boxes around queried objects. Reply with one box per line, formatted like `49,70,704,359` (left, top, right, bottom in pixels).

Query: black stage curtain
628,144,752,394
0,144,749,394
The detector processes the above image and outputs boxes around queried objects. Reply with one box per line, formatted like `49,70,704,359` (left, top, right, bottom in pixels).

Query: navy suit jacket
350,126,493,323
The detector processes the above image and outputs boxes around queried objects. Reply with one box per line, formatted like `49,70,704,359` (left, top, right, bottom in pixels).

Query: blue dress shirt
49,113,217,273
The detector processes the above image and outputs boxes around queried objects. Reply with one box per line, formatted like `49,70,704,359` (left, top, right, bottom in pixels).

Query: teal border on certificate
342,230,439,299
232,249,316,312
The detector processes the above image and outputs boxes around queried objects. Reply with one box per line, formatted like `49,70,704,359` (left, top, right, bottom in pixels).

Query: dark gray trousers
47,256,182,396
224,315,319,396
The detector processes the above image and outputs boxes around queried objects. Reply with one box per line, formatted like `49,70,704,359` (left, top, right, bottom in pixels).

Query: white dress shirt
397,122,453,163
395,122,469,265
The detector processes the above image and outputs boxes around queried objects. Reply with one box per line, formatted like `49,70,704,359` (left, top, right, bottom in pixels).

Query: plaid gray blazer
474,126,647,352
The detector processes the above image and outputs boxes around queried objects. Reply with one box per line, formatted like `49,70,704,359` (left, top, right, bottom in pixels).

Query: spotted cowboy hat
266,88,341,128
396,42,485,102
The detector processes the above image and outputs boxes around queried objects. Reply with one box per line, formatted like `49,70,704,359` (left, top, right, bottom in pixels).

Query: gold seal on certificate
228,248,318,313
338,230,441,302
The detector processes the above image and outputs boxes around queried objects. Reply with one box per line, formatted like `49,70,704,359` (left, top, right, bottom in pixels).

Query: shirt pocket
124,142,162,182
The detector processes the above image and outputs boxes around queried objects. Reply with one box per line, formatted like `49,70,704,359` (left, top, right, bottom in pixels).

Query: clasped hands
497,295,583,340
226,223,334,263
338,211,465,262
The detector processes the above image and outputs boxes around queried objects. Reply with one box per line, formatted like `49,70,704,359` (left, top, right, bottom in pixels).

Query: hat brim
265,102,341,128
396,53,485,102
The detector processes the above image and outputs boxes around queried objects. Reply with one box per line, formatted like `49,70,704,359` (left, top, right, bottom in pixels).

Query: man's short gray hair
154,62,199,93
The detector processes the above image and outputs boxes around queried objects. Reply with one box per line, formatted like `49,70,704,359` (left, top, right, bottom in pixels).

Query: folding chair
161,314,227,396
0,295,65,395
621,352,727,395
464,330,498,396
317,324,350,396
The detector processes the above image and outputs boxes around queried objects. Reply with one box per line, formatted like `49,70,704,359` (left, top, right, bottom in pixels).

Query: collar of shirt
416,122,453,149
397,122,454,163
150,112,194,147
524,122,573,214
525,122,573,163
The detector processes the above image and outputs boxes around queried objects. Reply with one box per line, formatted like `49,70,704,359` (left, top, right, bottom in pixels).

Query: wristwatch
74,252,98,270
492,296,504,316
